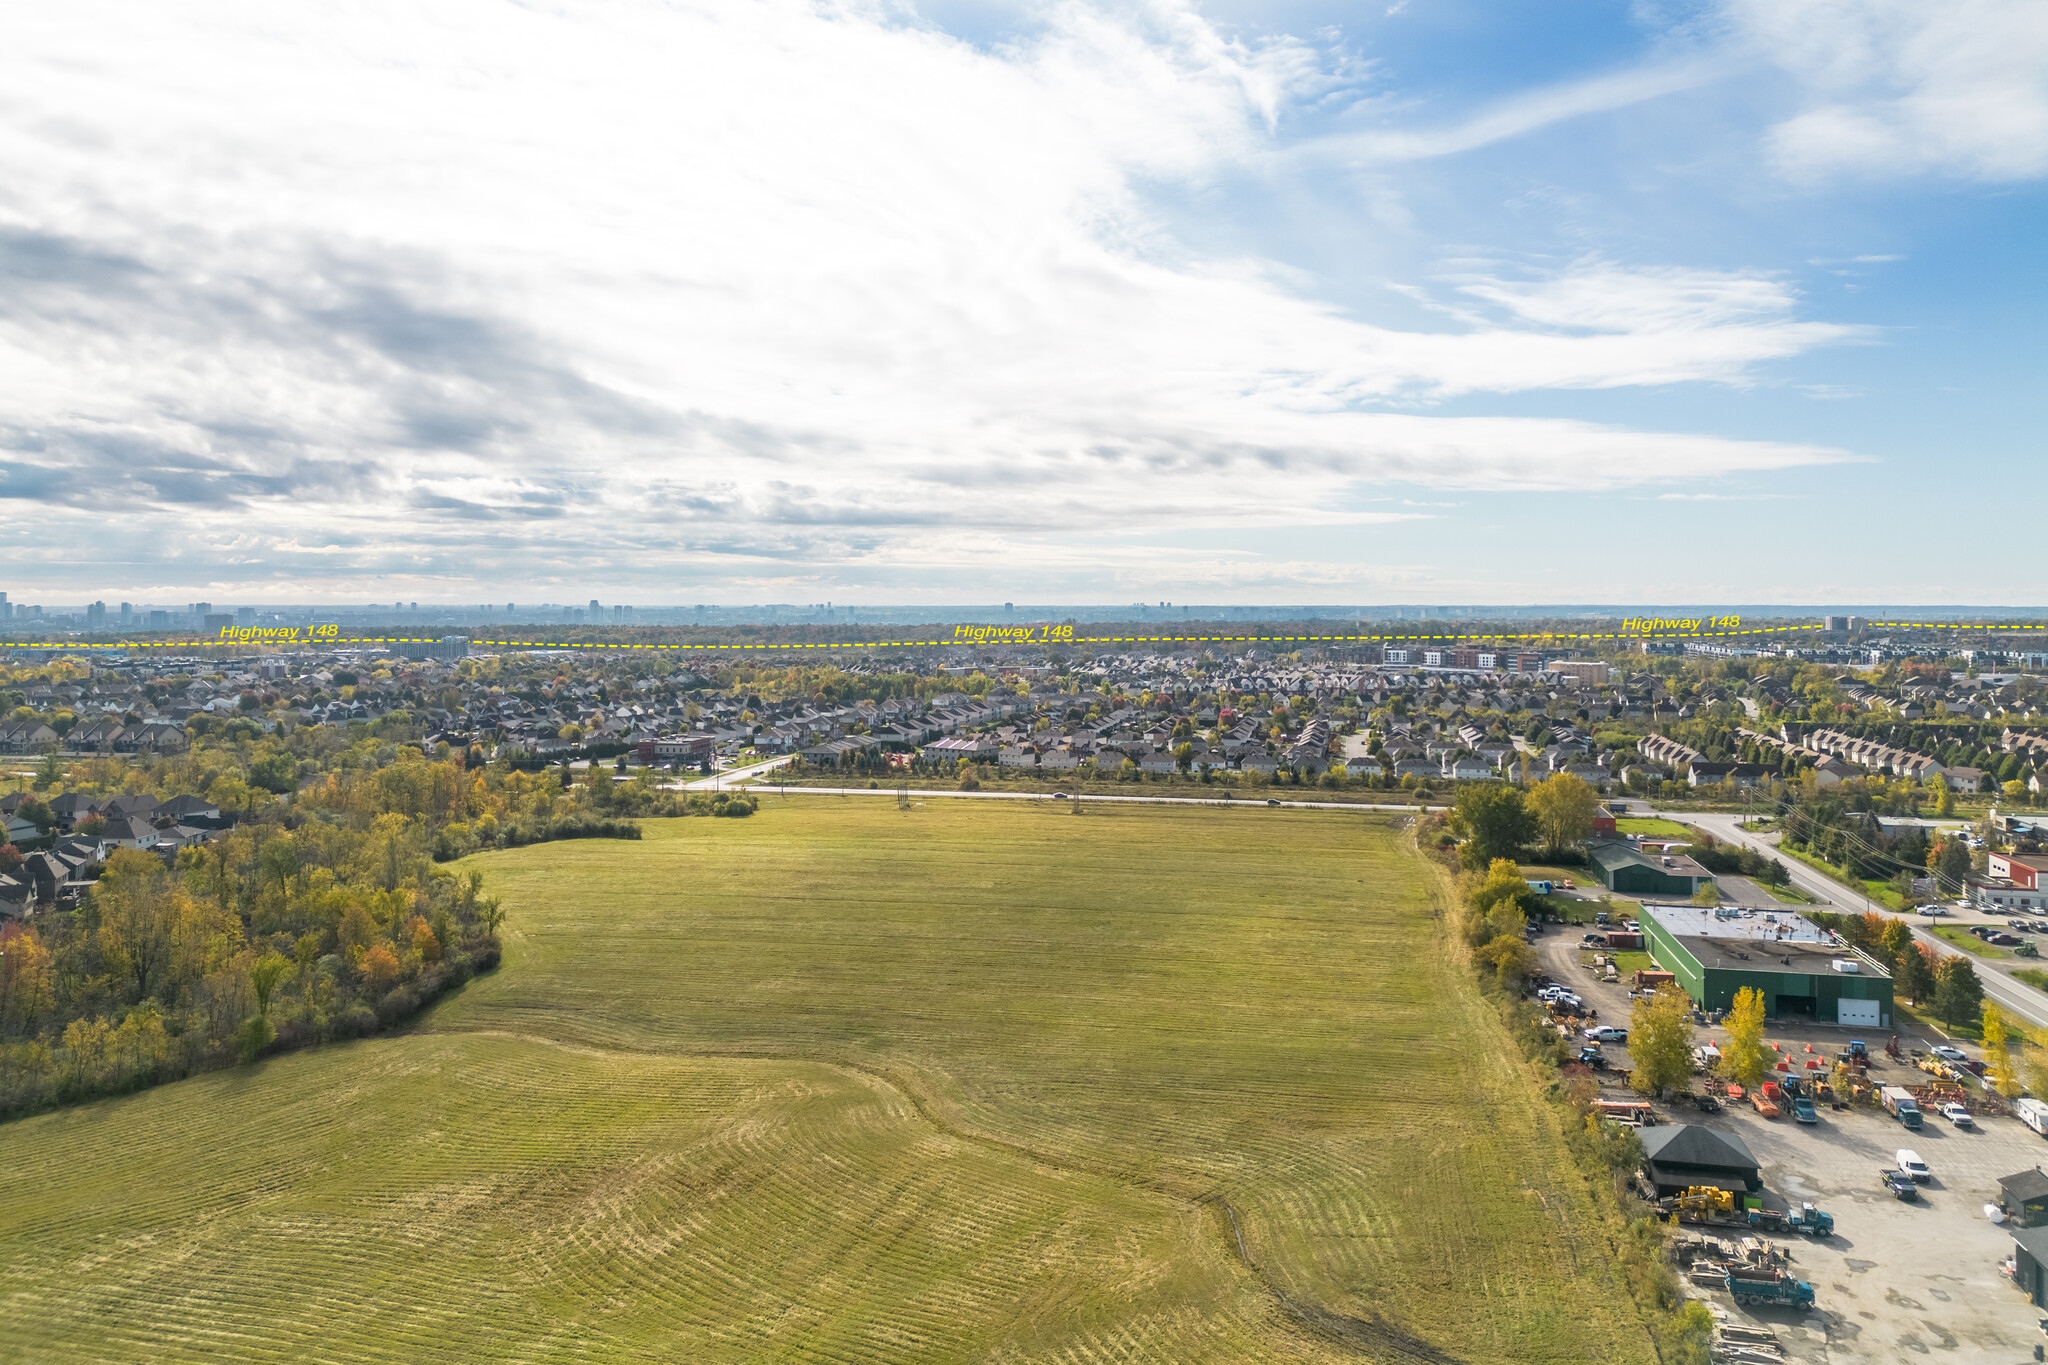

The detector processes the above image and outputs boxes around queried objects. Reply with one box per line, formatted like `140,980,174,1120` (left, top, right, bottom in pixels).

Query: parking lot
1529,924,2048,1361
1689,1097,2046,1361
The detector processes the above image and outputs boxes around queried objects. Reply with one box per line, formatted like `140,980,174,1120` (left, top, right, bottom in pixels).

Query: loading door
1837,998,1880,1027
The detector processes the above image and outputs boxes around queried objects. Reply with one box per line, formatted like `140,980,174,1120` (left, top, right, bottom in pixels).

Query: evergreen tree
1932,954,1984,1029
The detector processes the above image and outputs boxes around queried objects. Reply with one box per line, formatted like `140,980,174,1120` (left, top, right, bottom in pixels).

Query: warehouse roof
1588,840,1711,879
1643,905,1827,943
1669,935,1890,979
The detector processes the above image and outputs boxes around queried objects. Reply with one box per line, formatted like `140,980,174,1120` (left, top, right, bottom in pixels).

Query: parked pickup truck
1879,1169,1920,1200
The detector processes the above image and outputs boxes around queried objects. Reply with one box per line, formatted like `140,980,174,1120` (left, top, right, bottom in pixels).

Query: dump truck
1881,1085,1923,1131
1727,1269,1816,1311
1747,1203,1835,1237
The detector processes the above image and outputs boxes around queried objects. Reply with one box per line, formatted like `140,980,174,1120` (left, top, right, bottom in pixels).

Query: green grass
0,801,1655,1365
1931,924,2013,959
1612,818,1694,839
1777,844,1909,910
2012,968,2048,993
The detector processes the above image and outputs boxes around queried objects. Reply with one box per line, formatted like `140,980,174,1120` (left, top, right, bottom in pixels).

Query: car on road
1931,1044,1967,1063
1896,1149,1931,1182
1266,798,1281,806
1941,1103,1974,1129
1585,1025,1629,1043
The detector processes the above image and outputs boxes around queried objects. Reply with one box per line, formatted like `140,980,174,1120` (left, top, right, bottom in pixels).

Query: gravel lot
1688,1100,2045,1361
1528,924,2048,1361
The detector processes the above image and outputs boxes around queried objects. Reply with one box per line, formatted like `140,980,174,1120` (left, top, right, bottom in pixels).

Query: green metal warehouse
1640,905,1894,1027
1588,840,1713,897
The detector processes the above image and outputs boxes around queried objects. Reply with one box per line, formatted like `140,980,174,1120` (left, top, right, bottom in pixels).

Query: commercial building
397,636,470,662
1550,660,1611,685
1970,853,2048,913
1639,904,1894,1027
1587,840,1714,897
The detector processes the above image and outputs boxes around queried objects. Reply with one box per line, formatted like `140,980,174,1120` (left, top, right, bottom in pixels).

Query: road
1662,809,2048,1031
722,780,1444,815
662,754,799,791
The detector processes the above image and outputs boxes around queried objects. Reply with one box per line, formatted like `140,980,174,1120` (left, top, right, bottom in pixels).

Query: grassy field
2013,968,2048,994
1931,923,2013,959
1612,818,1694,839
0,800,1654,1365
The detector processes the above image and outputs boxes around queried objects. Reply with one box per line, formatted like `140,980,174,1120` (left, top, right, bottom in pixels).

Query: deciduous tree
1527,773,1599,857
1985,1003,2022,1099
1454,784,1534,868
1629,986,1695,1098
1721,987,1769,1088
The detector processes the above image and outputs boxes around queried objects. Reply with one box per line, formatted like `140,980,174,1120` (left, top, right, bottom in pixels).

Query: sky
2,0,2044,607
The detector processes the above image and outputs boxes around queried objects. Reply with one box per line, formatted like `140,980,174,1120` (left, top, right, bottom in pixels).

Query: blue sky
3,0,2043,605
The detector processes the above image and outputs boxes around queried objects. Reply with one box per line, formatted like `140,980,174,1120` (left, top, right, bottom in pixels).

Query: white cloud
0,0,1862,597
1728,0,2048,180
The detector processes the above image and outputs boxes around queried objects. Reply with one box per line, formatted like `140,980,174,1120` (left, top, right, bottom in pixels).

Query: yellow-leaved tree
1720,987,1770,1088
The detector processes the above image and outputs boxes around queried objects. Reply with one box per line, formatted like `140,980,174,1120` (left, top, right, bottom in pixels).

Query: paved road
725,782,1445,815
1661,809,2048,1031
662,754,798,791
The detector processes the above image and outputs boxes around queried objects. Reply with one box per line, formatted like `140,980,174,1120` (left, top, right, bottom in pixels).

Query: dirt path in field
432,1024,1467,1361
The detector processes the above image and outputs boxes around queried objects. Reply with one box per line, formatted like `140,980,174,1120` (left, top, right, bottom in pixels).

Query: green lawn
0,802,1654,1365
2012,968,2048,993
1613,817,1695,839
1931,924,2013,959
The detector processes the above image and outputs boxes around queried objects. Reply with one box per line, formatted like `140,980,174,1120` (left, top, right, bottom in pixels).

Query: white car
1941,1103,1974,1129
1931,1044,1968,1063
1896,1149,1932,1182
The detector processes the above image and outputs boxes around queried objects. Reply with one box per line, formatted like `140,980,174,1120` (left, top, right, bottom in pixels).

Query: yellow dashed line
22,618,2044,655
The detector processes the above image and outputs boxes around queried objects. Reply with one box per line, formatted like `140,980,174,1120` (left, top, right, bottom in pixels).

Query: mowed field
0,800,1655,1365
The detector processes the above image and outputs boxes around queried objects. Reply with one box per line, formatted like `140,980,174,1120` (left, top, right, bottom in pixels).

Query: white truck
2016,1096,2048,1138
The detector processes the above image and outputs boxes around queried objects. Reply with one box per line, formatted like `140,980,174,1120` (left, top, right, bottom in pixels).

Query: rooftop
1587,840,1712,878
1642,905,1829,943
1671,934,1887,979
